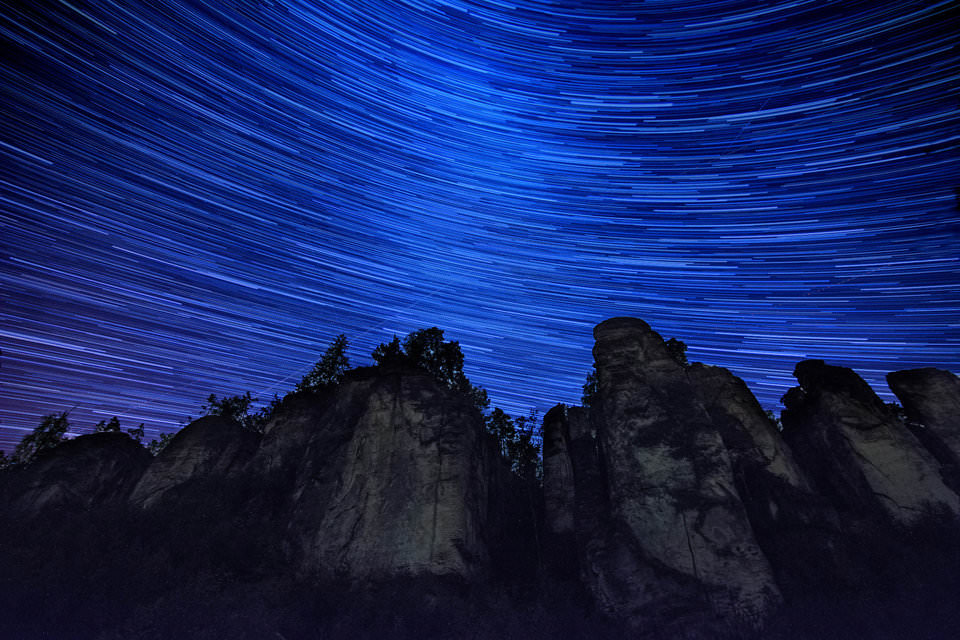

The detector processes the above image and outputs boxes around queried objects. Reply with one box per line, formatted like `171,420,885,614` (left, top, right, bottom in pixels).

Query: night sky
1,0,958,450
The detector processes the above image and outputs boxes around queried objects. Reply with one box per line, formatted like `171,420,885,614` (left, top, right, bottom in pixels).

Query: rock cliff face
688,364,807,488
888,368,960,491
782,360,960,524
543,404,575,541
583,318,781,628
284,371,491,581
687,364,867,598
543,319,960,632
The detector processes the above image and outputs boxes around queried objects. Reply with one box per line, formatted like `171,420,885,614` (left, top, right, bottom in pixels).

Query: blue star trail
1,0,958,448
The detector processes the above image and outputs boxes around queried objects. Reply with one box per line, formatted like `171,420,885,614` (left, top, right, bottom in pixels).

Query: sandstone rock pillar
782,360,960,524
888,368,960,489
288,373,490,582
589,317,780,627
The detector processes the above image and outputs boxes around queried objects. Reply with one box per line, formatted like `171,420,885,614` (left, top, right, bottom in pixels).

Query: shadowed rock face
129,415,260,510
689,364,807,489
286,372,490,582
543,404,575,540
888,369,960,482
587,318,780,627
3,432,151,518
688,364,855,598
782,360,960,524
542,404,605,583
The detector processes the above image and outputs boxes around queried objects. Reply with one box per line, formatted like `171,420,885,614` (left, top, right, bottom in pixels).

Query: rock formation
2,318,959,639
2,431,151,518
888,368,960,490
542,404,578,578
781,359,960,524
283,370,492,582
129,414,260,510
688,364,807,489
687,364,853,598
578,317,781,629
542,404,575,542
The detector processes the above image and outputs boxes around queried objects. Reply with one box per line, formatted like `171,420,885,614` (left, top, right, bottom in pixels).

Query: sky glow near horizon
1,0,958,448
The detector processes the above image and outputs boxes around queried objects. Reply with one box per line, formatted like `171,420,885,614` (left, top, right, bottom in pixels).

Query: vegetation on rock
297,333,351,392
665,337,689,366
94,416,122,433
8,411,71,466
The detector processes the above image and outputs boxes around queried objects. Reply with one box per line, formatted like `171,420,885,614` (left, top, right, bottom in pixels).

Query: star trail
1,0,958,448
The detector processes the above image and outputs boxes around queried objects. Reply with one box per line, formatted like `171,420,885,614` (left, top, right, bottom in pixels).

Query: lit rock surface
287,372,490,582
689,364,808,488
782,360,960,524
687,363,850,598
587,317,780,626
887,368,960,483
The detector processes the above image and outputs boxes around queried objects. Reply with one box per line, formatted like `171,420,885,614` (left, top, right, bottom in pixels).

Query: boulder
587,317,780,628
782,360,960,524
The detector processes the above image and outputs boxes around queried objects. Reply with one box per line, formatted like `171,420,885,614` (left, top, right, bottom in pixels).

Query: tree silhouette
372,327,488,412
402,328,464,388
484,407,543,481
200,392,268,432
147,432,176,455
297,333,351,393
94,416,122,433
486,408,516,458
581,368,598,408
127,423,145,443
666,337,689,366
511,409,542,481
11,411,70,465
202,392,254,424
371,335,405,368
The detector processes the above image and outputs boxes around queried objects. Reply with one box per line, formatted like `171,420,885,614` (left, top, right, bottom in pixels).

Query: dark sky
1,0,958,449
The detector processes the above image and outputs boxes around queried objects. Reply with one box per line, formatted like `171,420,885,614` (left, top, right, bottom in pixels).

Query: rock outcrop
582,318,781,628
543,404,575,542
2,319,959,639
688,364,851,598
888,368,960,490
2,432,151,518
129,415,260,509
782,360,960,524
688,364,807,488
284,371,491,582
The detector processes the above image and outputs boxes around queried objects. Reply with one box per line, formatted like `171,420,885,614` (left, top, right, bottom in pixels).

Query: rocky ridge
2,319,959,639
